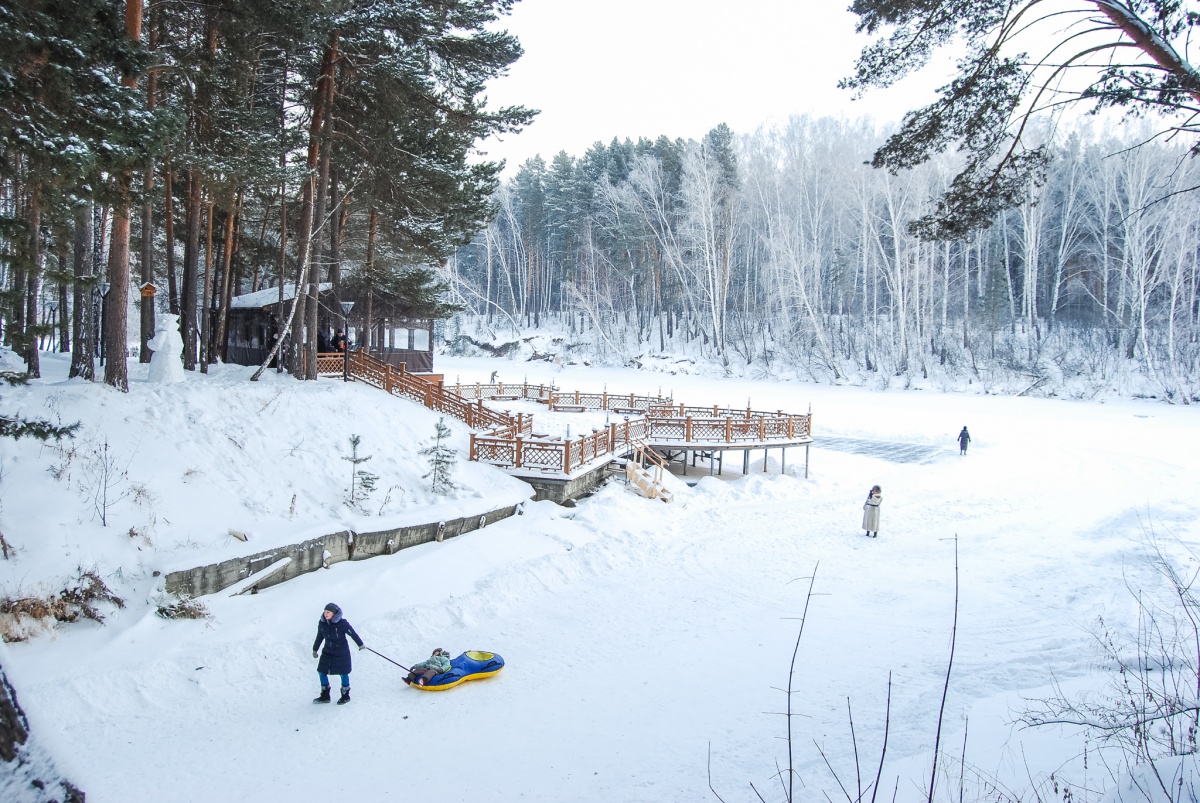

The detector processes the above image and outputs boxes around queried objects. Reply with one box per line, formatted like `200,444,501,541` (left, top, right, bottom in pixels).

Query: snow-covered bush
0,569,124,642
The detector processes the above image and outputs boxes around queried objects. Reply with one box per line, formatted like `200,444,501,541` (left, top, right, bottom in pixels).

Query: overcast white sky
480,0,951,173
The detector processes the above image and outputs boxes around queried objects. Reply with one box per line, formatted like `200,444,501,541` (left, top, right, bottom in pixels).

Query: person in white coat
862,485,882,538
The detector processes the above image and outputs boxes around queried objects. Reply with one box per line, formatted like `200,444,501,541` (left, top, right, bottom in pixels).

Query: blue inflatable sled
412,651,505,692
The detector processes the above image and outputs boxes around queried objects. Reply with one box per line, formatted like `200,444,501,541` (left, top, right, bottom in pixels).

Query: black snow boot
337,687,351,705
314,685,331,704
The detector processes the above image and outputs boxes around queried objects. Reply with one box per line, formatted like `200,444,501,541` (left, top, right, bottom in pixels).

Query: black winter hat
324,603,339,614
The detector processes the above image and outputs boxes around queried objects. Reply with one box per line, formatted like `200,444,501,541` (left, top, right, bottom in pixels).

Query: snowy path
9,362,1200,802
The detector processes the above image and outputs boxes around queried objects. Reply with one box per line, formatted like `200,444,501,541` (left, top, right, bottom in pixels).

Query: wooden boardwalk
319,352,814,480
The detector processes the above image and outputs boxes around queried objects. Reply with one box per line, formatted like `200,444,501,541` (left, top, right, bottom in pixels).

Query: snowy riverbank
3,352,1199,801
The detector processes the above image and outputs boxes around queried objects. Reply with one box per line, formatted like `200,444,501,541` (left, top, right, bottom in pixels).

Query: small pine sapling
0,371,78,442
420,417,458,494
343,434,378,506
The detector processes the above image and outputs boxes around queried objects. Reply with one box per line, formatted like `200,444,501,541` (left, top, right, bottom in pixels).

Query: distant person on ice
958,426,971,455
404,648,452,686
489,370,498,384
862,485,882,538
312,602,364,705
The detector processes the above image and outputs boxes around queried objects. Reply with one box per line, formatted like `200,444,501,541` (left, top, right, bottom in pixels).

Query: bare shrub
0,569,125,642
154,595,211,621
1020,534,1200,802
77,438,132,526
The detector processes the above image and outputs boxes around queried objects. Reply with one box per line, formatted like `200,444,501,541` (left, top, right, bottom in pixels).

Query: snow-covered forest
446,119,1200,400
0,0,530,390
3,0,1198,403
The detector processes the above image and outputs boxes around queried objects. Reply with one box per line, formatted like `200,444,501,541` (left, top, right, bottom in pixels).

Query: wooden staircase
330,350,521,433
625,441,674,503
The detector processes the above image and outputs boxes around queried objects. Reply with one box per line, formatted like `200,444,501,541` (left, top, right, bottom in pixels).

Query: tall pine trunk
163,152,178,314
260,39,334,382
9,164,26,353
69,205,95,380
104,0,144,392
304,36,338,380
329,168,342,321
214,198,237,361
139,0,157,362
365,207,376,352
181,171,201,369
199,199,214,371
24,186,41,379
56,277,69,353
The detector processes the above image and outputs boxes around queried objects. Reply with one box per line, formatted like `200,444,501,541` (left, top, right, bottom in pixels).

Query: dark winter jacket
313,605,363,676
958,428,971,449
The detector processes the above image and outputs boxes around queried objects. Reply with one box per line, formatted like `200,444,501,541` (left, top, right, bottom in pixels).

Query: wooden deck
321,355,813,479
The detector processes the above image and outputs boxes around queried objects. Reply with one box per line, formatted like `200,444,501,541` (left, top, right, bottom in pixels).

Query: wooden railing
626,439,673,502
547,390,670,412
471,417,651,474
450,382,555,402
645,410,811,444
630,439,669,472
321,352,811,478
315,353,346,375
338,351,532,435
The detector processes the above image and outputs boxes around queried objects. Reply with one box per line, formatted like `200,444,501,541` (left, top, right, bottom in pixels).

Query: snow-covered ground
3,351,1199,802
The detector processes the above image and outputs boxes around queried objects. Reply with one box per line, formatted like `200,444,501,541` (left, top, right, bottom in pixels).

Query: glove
358,644,365,651
313,650,318,659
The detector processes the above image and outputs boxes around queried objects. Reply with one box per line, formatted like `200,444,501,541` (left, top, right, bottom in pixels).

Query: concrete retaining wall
518,461,614,504
165,504,520,599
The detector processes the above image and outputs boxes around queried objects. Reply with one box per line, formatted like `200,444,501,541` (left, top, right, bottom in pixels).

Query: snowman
147,313,185,383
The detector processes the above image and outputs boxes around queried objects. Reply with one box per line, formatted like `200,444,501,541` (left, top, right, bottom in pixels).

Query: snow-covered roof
231,282,333,309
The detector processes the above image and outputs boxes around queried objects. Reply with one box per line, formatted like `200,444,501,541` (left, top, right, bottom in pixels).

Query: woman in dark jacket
312,602,364,705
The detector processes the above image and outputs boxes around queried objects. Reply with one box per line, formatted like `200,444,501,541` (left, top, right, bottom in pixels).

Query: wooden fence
471,418,650,474
323,351,533,435
645,410,811,444
449,381,554,402
546,389,670,412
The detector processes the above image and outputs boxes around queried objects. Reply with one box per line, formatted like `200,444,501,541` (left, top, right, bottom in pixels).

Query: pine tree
0,0,158,379
420,417,457,494
343,434,378,505
0,369,77,440
842,0,1200,239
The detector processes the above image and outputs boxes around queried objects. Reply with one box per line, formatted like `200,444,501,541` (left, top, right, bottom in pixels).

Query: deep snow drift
2,350,1199,802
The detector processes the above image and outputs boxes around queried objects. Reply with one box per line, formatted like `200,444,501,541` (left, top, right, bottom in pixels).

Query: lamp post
98,281,111,366
46,300,58,352
340,301,355,381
